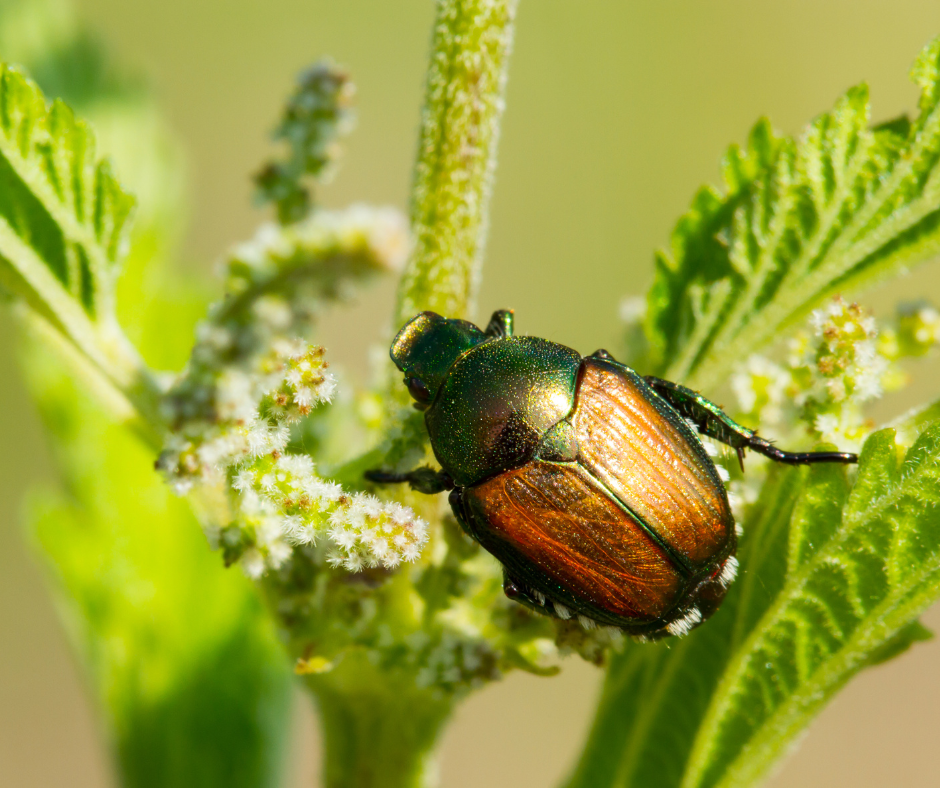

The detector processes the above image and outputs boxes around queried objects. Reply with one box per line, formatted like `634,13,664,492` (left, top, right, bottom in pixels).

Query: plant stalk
309,5,520,786
394,0,519,327
308,654,455,788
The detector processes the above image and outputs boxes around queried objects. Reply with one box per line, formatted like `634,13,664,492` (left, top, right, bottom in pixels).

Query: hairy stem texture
308,654,454,788
395,0,518,326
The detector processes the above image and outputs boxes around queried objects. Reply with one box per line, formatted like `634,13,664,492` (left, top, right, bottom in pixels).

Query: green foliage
568,429,940,788
569,36,940,788
648,38,940,392
4,4,940,788
254,61,354,225
0,60,132,321
26,347,292,788
1,6,295,786
0,52,165,435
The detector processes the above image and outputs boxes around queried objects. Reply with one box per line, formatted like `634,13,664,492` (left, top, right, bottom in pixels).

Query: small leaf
865,619,932,667
0,62,134,320
648,37,940,393
684,427,940,788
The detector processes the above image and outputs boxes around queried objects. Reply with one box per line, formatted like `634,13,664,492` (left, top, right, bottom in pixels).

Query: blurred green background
2,1,940,786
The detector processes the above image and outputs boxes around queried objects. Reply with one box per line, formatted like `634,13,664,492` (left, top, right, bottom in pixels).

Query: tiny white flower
294,387,315,408
330,527,359,551
170,478,195,496
233,469,255,491
241,549,265,579
401,542,422,562
815,412,841,437
253,296,293,330
268,539,293,567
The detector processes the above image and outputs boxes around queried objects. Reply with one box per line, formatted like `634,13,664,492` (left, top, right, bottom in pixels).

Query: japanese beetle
368,310,857,639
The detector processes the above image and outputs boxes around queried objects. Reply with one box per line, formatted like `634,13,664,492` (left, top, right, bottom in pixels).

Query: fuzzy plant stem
311,3,520,787
394,0,519,326
309,655,454,788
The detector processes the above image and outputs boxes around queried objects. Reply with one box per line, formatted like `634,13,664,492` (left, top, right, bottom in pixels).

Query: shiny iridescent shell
390,312,738,638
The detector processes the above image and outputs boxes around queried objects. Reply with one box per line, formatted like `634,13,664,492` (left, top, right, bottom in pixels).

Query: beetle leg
364,466,455,494
502,571,549,611
485,309,515,338
644,375,859,467
502,569,578,621
447,487,478,540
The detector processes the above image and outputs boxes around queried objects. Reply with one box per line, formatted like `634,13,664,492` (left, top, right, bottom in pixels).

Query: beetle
367,310,858,638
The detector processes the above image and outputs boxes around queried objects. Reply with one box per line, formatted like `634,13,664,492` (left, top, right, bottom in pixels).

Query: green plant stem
394,0,519,327
305,5,519,786
307,653,455,788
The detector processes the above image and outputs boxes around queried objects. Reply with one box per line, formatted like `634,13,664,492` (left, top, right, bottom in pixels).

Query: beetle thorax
425,337,582,486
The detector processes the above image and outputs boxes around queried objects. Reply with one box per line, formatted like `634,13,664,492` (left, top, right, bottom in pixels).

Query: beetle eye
406,376,431,404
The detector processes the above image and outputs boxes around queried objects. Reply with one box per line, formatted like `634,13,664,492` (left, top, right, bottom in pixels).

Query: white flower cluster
890,302,940,358
163,205,408,441
161,341,429,577
730,297,939,450
792,298,888,445
159,343,335,492
157,205,428,577
730,354,791,426
231,453,428,577
413,632,498,690
227,205,409,299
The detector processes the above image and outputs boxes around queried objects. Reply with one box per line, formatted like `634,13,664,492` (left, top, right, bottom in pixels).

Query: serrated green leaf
0,62,134,318
684,427,940,788
5,9,295,786
568,426,940,788
26,344,293,788
0,57,166,430
649,38,940,392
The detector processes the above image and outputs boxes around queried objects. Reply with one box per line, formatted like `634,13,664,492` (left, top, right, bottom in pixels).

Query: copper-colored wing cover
463,460,684,622
572,358,734,570
461,357,734,626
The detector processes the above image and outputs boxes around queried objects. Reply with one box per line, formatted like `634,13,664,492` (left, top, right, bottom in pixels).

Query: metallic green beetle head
390,312,487,407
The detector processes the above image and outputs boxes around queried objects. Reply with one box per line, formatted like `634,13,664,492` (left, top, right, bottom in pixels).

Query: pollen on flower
324,492,429,571
223,450,430,576
732,297,904,451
